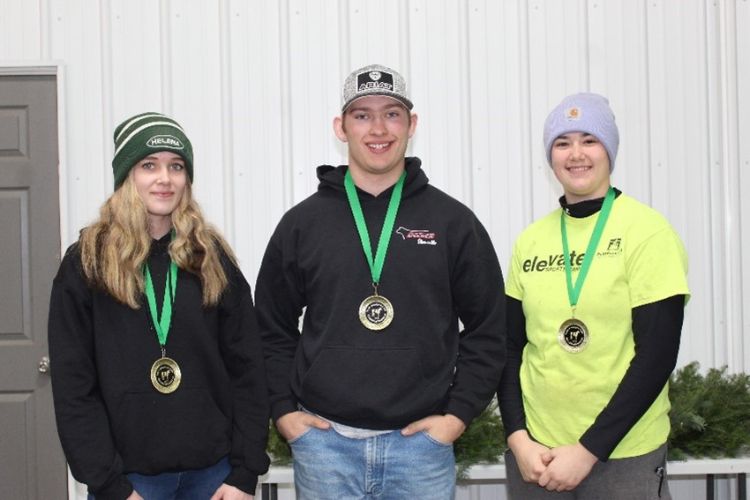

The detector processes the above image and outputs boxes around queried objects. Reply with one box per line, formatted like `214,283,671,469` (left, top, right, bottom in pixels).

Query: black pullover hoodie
256,157,507,429
48,236,270,499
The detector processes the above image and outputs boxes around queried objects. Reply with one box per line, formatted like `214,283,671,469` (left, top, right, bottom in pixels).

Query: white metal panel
286,0,346,205
346,0,407,66
645,0,715,370
225,0,287,285
0,0,42,59
738,0,750,374
409,0,472,203
47,0,108,247
466,0,532,264
108,1,165,116
711,0,746,373
676,0,718,371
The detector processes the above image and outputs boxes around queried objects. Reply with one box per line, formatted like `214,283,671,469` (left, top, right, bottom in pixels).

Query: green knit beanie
111,112,194,189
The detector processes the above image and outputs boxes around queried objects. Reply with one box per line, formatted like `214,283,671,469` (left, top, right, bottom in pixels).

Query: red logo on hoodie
396,226,437,246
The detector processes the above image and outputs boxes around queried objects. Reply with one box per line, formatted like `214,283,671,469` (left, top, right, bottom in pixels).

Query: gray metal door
0,74,67,499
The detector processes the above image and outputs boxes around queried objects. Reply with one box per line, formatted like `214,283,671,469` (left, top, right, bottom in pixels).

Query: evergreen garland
453,401,506,478
266,363,750,472
667,362,750,460
267,423,292,466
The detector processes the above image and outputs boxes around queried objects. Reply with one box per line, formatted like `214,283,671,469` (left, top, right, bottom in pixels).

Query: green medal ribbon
143,260,178,349
560,187,615,311
344,169,406,288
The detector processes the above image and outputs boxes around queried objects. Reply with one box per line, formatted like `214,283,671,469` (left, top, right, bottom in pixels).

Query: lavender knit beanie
543,92,619,171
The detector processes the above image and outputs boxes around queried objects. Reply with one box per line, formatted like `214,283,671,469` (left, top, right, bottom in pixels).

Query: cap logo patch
357,71,394,93
565,107,581,120
146,135,184,150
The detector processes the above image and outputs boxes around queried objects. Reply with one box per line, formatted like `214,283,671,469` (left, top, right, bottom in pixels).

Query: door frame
0,61,75,499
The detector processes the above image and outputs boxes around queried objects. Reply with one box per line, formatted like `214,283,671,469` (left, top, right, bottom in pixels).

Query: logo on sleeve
396,226,437,246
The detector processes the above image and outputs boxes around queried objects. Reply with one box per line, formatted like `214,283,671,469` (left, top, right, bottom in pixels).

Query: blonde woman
49,113,269,500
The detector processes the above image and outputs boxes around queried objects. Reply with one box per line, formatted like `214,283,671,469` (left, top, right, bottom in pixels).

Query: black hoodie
48,235,270,499
256,157,506,429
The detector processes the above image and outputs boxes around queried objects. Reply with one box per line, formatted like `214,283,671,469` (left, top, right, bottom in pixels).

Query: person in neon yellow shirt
498,93,689,499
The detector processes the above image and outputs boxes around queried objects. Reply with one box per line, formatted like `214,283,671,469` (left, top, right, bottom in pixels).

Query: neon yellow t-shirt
505,194,690,458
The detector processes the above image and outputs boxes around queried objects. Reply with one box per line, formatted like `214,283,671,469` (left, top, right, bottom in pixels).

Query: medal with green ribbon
344,169,406,331
144,259,182,393
558,186,615,353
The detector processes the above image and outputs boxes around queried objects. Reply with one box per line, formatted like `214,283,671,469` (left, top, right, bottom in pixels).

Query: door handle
38,356,50,375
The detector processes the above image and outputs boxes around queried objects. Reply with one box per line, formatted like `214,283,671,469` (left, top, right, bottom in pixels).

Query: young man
256,64,506,499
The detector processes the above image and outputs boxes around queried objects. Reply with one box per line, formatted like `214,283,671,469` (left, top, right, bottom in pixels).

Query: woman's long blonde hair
79,175,236,308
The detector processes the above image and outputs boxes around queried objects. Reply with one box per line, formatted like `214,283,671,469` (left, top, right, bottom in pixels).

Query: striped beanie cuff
111,112,194,189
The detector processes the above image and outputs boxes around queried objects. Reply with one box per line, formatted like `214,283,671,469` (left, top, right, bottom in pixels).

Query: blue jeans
88,456,230,500
290,427,456,500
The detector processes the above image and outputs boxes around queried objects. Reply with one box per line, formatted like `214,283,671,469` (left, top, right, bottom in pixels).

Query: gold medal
558,188,614,355
150,357,182,393
144,259,181,394
345,170,405,334
558,318,589,353
358,294,394,331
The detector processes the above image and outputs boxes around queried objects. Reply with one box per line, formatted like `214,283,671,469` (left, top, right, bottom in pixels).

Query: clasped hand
508,430,598,492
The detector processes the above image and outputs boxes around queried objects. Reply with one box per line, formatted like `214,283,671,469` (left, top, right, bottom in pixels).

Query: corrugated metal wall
2,1,748,498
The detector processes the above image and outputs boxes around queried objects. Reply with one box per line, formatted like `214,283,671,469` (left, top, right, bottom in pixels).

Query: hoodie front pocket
111,388,229,469
300,346,436,423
